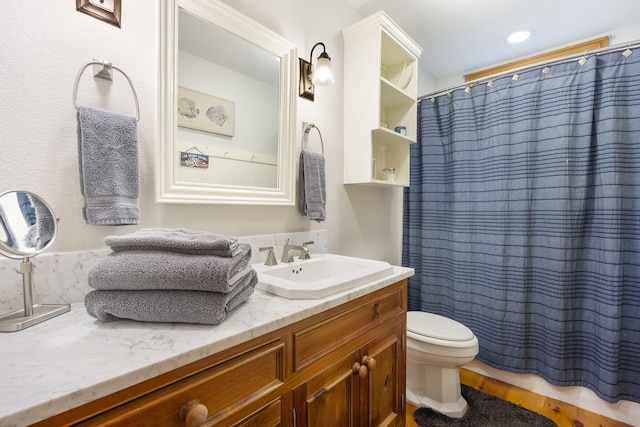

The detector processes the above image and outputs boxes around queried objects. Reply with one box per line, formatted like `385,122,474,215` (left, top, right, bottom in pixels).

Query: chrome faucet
281,239,313,263
299,240,314,260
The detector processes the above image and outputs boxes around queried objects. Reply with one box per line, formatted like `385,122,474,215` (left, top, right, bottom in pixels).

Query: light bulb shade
298,42,334,101
312,57,334,86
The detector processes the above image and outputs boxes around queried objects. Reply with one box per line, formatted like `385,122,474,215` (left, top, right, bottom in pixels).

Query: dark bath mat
413,385,557,427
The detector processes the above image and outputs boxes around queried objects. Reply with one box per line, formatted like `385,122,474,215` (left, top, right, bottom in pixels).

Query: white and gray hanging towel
84,270,257,325
88,243,252,293
298,150,326,222
77,106,140,225
104,227,241,257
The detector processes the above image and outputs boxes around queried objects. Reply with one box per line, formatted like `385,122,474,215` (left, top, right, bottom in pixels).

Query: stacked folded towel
104,227,243,257
84,228,256,325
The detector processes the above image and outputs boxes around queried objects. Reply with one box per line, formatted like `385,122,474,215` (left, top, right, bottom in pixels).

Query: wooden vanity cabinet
33,280,406,427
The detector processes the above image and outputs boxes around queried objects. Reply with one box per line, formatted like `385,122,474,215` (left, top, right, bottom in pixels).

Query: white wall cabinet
343,11,422,187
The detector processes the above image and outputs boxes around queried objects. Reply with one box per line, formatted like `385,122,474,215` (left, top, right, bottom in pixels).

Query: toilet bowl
406,311,479,418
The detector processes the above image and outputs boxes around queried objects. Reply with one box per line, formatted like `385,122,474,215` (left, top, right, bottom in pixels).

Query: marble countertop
0,266,413,427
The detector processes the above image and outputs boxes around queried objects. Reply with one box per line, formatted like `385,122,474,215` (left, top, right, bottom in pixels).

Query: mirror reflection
177,9,280,188
157,0,297,205
0,191,57,259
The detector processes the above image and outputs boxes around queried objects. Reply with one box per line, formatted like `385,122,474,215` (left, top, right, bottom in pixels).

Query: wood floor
405,368,633,427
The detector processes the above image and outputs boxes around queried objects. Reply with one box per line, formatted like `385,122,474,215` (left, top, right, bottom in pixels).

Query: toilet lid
407,311,475,341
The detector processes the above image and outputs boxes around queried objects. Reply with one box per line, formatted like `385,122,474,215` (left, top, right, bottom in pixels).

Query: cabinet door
293,351,361,427
363,323,404,427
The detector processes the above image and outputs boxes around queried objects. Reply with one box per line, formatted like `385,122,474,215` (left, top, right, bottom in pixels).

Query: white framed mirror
157,0,297,205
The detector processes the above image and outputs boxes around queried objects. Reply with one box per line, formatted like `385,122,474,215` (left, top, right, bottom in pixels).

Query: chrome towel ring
72,60,140,122
302,123,325,154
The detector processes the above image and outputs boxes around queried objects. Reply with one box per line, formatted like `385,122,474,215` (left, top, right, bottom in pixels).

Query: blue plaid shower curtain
403,49,640,403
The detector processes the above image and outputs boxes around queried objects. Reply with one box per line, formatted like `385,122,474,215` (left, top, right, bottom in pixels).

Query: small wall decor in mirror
0,190,69,332
158,0,297,205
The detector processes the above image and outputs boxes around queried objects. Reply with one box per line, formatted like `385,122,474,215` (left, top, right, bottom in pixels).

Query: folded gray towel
104,227,241,257
84,272,257,324
77,106,140,226
298,150,326,222
89,243,252,293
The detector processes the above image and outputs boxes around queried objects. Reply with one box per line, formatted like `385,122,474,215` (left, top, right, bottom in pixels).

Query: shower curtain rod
418,38,640,101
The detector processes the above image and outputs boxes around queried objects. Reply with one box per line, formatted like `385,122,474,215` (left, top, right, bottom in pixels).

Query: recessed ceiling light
507,30,531,44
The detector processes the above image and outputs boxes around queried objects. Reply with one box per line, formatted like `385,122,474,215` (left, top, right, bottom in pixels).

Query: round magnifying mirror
0,190,67,333
0,190,57,259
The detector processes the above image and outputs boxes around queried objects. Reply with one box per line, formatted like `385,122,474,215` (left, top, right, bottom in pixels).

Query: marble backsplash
0,229,328,316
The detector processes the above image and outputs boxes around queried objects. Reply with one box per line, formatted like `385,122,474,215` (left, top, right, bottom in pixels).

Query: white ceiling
344,0,640,80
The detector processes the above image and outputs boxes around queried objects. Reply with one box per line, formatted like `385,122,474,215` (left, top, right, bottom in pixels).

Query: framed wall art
177,87,235,137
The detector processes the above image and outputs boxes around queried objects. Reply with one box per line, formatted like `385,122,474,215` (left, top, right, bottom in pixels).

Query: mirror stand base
0,304,70,333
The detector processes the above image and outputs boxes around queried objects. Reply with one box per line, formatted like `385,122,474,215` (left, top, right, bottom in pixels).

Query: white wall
0,0,404,265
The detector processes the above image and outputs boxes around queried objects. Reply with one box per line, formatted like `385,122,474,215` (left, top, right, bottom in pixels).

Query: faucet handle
299,240,314,260
259,247,278,266
280,239,294,263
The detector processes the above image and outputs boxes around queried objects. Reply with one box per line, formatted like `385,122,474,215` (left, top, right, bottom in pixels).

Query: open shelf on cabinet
373,127,415,145
381,29,416,92
371,130,410,186
343,11,422,187
381,77,414,106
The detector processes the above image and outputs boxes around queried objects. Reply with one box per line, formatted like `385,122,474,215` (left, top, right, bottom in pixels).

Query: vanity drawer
292,282,404,371
77,339,284,426
233,398,281,427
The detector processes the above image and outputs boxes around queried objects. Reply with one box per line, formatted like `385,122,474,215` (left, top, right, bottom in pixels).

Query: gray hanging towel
298,150,326,222
77,106,140,225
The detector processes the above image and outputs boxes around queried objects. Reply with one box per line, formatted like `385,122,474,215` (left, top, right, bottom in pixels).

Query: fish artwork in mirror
0,190,69,332
157,0,297,205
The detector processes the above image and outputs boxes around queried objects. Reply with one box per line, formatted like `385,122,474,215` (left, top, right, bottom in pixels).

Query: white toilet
406,311,479,418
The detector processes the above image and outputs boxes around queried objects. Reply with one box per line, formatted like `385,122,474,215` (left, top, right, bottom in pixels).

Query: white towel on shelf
77,106,140,225
298,150,326,222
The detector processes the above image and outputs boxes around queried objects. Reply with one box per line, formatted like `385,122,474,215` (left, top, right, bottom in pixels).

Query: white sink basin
253,254,393,299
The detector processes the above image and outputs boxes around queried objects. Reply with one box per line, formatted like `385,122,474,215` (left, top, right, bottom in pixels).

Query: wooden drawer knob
179,399,208,427
362,355,376,371
352,362,368,378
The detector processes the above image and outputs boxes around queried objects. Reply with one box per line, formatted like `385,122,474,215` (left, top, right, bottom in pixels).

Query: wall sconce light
299,42,335,102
